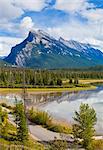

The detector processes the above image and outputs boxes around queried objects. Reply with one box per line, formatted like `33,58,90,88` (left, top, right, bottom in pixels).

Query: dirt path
8,114,103,142
8,114,73,142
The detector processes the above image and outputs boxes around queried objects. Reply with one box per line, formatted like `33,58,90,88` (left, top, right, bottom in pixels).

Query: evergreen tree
73,103,97,150
49,80,55,86
0,106,8,137
57,79,62,86
15,101,28,143
0,106,2,125
69,78,73,84
74,78,79,84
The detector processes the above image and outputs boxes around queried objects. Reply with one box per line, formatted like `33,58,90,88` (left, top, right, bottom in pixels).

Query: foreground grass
0,140,44,150
0,138,44,150
0,122,44,150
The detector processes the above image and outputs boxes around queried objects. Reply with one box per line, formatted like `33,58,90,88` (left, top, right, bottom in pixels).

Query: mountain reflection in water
0,86,103,135
40,87,103,135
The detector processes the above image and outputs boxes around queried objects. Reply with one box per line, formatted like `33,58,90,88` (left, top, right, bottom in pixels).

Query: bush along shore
28,107,72,134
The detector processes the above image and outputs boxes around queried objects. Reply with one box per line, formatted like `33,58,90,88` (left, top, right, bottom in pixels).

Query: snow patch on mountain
4,29,103,68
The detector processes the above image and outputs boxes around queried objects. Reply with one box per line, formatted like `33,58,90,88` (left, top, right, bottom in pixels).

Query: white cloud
0,37,23,56
0,16,36,38
54,0,103,24
14,0,46,12
54,0,94,13
0,0,103,56
49,0,103,51
0,16,38,56
0,0,46,21
0,20,19,35
0,0,23,20
20,17,34,29
20,17,34,36
0,0,46,41
82,8,103,22
47,18,103,51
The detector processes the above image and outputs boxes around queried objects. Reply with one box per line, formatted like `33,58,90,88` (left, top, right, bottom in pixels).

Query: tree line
0,67,103,87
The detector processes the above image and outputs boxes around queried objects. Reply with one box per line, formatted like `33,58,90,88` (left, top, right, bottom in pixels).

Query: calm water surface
0,87,103,135
40,86,103,135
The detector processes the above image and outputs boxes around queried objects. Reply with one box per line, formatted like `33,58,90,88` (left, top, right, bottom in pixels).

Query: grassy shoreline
0,86,96,93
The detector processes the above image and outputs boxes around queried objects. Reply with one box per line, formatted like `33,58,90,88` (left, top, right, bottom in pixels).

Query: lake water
40,86,103,135
0,87,103,135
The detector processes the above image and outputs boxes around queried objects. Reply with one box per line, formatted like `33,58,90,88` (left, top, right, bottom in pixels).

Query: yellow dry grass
0,86,96,94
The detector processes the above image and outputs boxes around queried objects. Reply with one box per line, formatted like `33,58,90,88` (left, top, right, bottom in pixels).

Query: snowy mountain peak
29,29,54,40
38,30,50,36
4,29,103,68
59,37,92,52
29,30,37,36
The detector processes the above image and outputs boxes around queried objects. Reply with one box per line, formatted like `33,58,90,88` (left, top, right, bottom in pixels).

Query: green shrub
47,124,63,133
34,111,52,126
48,124,72,134
28,108,52,127
28,108,72,134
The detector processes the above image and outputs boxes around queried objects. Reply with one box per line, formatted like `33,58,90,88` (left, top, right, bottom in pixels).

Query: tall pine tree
15,101,28,143
73,103,97,150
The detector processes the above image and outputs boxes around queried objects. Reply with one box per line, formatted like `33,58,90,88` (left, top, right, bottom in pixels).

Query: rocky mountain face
4,30,103,69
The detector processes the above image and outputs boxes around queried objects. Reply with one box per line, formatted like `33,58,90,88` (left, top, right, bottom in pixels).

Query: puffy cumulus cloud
0,37,23,56
0,0,23,20
13,0,46,12
54,0,94,13
19,16,38,37
20,17,34,29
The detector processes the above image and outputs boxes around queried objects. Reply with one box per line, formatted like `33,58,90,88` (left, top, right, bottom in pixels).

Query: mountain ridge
4,29,103,69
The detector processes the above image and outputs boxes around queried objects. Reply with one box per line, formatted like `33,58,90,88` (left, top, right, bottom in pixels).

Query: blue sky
0,0,103,56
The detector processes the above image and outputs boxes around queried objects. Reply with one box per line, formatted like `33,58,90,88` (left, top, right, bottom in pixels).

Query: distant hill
0,59,10,67
87,66,103,71
4,30,103,69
